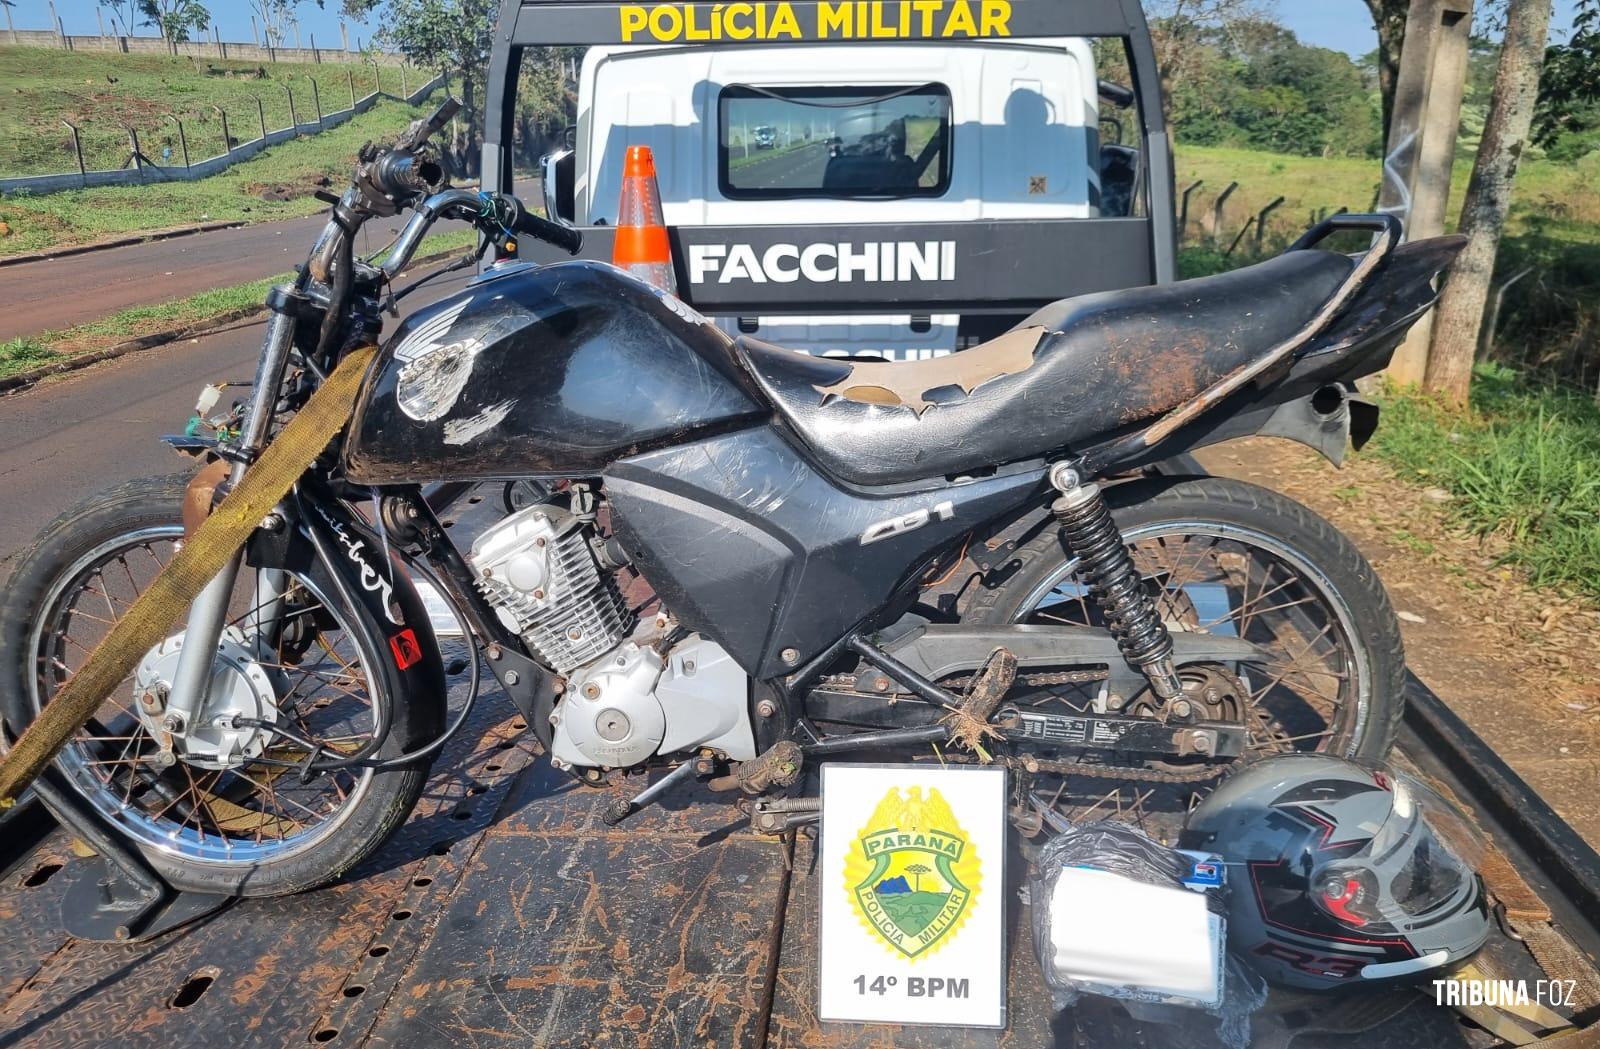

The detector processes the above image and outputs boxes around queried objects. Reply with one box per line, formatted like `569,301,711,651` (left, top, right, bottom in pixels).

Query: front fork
161,305,300,740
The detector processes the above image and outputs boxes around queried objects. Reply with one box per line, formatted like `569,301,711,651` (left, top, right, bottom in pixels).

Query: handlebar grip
513,210,583,256
369,151,442,200
370,151,442,200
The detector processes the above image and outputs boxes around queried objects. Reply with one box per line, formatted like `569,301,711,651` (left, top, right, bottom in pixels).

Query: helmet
1181,754,1489,990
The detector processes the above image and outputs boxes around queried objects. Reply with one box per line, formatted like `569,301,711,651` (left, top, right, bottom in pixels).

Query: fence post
167,115,190,169
310,32,318,62
1178,180,1204,241
214,24,224,59
400,65,408,97
1253,196,1286,255
310,78,323,127
215,106,232,156
61,120,86,188
1207,181,1239,244
256,97,268,140
286,84,298,129
1478,266,1535,364
348,68,356,110
126,125,145,180
1225,217,1256,260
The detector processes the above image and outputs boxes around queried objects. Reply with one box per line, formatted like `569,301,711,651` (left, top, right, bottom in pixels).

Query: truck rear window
718,85,952,200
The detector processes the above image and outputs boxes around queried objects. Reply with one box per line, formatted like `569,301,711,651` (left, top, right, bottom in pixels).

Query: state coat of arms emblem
842,786,982,959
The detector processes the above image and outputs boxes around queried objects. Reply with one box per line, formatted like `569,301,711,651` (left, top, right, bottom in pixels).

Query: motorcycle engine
468,505,757,770
469,504,633,674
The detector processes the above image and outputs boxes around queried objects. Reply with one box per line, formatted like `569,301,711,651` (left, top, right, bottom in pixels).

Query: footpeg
602,759,700,826
942,647,1017,755
708,740,803,794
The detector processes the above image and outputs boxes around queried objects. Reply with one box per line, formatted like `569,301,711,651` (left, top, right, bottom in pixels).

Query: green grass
0,337,65,379
0,45,424,177
1174,143,1600,254
1365,366,1600,601
0,86,452,257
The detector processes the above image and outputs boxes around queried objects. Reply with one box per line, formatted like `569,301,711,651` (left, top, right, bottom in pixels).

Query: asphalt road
0,179,538,341
727,141,830,191
0,263,476,578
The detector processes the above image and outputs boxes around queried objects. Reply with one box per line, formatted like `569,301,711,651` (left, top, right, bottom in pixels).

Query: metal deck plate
0,654,1587,1049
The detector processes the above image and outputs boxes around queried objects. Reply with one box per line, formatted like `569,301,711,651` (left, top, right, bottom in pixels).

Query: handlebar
368,151,444,201
377,189,583,278
511,207,584,256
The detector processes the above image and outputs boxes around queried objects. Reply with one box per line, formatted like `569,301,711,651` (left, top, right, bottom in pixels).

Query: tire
965,476,1406,763
0,475,432,897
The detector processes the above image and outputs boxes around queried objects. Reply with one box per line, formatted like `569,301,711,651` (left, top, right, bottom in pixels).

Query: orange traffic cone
612,145,677,294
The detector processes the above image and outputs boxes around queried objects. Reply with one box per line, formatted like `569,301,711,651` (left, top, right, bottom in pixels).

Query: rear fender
1255,384,1379,468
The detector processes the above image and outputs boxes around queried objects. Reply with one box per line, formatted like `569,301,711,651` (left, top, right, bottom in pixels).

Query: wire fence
0,66,445,197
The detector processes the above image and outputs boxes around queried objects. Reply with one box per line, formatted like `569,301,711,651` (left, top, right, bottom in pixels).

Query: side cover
604,426,1045,680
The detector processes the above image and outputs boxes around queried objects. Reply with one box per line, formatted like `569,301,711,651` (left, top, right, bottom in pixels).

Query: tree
1363,0,1410,142
903,863,932,893
99,0,140,36
138,0,209,41
1534,0,1600,157
1147,0,1270,125
249,0,299,47
1426,0,1555,405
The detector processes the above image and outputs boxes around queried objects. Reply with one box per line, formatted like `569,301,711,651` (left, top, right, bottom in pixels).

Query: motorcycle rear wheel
964,475,1406,765
0,475,432,897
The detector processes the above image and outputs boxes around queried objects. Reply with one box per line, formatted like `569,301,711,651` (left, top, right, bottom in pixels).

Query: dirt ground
1199,437,1600,846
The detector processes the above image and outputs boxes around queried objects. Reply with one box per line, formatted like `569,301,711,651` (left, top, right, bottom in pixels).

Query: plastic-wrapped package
1029,821,1267,1049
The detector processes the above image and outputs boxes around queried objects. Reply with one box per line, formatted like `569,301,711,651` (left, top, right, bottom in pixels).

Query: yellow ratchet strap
0,346,377,808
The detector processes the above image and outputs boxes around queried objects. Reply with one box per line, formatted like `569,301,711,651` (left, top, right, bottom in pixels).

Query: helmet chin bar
134,628,280,771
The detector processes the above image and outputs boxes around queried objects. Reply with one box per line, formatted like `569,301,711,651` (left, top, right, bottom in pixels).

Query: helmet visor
1313,774,1480,928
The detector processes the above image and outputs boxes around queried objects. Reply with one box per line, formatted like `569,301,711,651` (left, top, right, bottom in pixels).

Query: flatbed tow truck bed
4,665,1598,1049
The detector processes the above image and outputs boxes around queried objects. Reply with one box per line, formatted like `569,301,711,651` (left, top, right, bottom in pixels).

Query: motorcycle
0,101,1465,896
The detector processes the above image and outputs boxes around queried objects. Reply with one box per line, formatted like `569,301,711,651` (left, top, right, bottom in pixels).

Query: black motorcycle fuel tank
343,260,767,484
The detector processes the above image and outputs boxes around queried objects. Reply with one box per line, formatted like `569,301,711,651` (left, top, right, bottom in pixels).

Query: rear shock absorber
1048,463,1183,702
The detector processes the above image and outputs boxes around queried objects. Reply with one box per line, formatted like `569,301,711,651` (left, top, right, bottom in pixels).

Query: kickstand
28,771,233,943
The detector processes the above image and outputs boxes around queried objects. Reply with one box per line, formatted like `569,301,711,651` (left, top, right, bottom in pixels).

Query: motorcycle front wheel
0,475,433,897
965,475,1407,764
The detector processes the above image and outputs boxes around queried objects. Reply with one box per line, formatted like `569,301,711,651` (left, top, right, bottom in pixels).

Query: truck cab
542,40,1133,360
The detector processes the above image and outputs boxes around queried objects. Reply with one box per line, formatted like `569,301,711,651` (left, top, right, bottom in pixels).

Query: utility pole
1428,0,1553,404
1377,0,1474,387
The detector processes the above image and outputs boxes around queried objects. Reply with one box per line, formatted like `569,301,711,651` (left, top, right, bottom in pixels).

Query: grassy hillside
0,46,423,178
0,86,452,257
1174,144,1600,258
